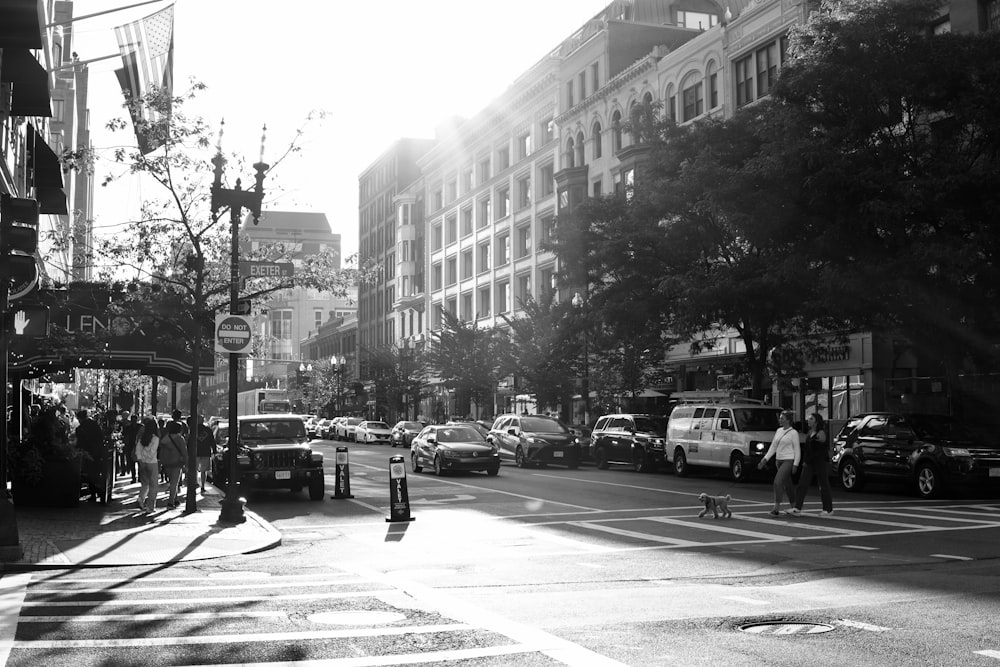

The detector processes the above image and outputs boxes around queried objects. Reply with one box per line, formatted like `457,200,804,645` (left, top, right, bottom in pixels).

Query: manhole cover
739,622,835,635
309,611,406,625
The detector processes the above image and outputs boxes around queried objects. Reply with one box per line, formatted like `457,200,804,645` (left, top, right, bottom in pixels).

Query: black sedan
410,424,500,476
391,420,424,448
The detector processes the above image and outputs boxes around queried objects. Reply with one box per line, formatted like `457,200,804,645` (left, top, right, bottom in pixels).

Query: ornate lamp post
571,292,590,427
331,355,346,415
210,123,267,525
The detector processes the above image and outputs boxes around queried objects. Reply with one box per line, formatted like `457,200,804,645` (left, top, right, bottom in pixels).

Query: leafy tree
424,309,508,418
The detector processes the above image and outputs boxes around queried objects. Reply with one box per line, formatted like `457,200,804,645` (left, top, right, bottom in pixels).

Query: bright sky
68,0,614,260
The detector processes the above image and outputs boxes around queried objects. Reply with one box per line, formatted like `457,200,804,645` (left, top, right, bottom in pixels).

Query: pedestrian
75,409,109,503
135,417,160,513
194,414,217,493
122,414,142,483
791,413,834,517
757,410,800,516
158,421,188,508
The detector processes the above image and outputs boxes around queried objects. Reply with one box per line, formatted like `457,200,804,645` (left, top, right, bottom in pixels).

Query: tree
423,309,508,418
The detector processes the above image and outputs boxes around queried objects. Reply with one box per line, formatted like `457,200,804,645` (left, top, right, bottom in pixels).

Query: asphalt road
3,438,998,666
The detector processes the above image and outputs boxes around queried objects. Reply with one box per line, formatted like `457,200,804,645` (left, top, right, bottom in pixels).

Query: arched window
565,137,575,168
611,110,622,152
575,131,585,166
592,121,603,159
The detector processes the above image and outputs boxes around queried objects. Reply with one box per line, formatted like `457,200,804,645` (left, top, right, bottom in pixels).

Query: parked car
355,420,393,445
570,424,593,463
302,416,320,439
590,414,667,472
487,414,581,469
211,414,325,500
833,412,1000,498
337,417,364,442
410,424,500,476
326,417,345,440
391,420,424,448
314,418,331,439
446,420,490,440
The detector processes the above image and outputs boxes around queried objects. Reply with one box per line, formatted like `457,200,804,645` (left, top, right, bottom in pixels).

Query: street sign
6,304,48,337
215,314,253,354
239,261,294,279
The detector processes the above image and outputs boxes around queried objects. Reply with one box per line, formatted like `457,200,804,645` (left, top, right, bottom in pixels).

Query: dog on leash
697,493,732,519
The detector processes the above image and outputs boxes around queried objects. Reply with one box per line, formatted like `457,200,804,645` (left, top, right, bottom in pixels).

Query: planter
11,456,84,508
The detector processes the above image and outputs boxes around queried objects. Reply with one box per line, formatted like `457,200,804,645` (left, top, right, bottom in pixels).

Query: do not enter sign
215,314,253,354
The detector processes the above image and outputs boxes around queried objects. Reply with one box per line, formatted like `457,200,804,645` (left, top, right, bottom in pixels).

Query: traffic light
1,195,40,300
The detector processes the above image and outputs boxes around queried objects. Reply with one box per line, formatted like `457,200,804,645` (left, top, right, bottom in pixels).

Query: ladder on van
669,390,764,405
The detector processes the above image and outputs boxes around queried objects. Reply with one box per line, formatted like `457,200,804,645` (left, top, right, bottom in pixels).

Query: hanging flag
113,4,174,154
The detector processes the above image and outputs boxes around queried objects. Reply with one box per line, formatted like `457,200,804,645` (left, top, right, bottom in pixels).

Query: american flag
113,4,174,154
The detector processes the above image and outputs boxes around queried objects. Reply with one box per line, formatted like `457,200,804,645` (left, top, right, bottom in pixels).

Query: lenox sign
59,314,147,335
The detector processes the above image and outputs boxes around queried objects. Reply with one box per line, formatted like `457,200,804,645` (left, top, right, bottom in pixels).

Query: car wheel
915,462,942,499
411,452,423,473
840,459,865,492
434,455,444,476
730,453,749,483
515,446,527,468
673,448,689,477
308,478,324,501
632,447,647,473
487,464,500,477
595,446,609,470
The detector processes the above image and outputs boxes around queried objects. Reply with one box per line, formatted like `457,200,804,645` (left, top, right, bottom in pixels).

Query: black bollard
330,446,355,499
386,455,415,522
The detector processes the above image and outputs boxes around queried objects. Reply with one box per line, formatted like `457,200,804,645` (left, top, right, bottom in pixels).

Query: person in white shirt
757,410,801,516
134,417,161,513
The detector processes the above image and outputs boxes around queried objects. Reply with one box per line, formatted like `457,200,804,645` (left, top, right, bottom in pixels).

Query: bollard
386,455,415,522
330,446,355,499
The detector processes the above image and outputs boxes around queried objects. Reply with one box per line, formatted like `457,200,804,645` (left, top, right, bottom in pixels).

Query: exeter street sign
239,261,294,279
215,314,252,354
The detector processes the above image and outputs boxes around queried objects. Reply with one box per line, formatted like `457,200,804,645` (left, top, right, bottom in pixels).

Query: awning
27,124,67,214
0,48,51,116
0,0,45,50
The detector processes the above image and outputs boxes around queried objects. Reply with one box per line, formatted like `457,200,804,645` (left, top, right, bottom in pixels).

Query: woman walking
757,410,801,516
159,421,188,509
134,417,160,513
792,413,834,516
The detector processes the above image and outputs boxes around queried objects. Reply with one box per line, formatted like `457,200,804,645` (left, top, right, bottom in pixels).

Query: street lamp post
331,355,346,415
572,292,590,427
210,125,267,525
298,362,313,413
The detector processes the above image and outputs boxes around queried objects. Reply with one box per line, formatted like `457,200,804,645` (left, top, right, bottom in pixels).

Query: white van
666,399,782,482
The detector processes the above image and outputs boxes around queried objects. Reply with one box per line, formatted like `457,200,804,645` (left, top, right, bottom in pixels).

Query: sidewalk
0,475,281,570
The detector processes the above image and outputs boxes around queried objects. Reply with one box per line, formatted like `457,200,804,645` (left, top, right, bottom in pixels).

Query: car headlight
751,441,767,454
943,447,971,457
441,449,461,459
650,438,665,450
298,450,311,463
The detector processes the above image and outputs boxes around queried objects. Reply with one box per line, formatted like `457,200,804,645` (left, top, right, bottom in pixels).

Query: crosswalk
0,569,624,667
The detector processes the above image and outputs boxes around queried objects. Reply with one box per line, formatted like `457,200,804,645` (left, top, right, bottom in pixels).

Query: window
478,285,491,317
495,232,510,266
478,197,491,228
496,280,511,314
517,174,531,210
460,206,473,237
497,145,510,172
623,168,635,201
735,53,753,107
539,266,556,301
592,179,603,197
460,292,473,322
539,163,554,197
478,156,491,183
516,273,531,308
566,79,574,108
591,61,599,91
668,94,677,122
477,241,490,273
446,256,457,286
516,224,531,258
445,214,457,245
578,71,587,100
611,110,623,151
682,81,704,121
709,71,719,109
460,248,473,279
575,131,585,166
431,262,442,290
446,179,458,203
518,132,532,160
313,309,324,332
431,222,442,251
432,189,443,211
677,10,718,29
592,121,602,159
497,186,510,219
399,202,411,226
986,0,1000,30
462,168,473,193
539,215,555,245
756,41,779,98
541,117,554,144
565,137,576,169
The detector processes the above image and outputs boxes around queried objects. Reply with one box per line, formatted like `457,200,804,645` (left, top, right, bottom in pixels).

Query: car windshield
241,420,306,440
633,416,667,434
435,427,485,443
734,408,781,431
906,415,977,441
520,417,569,433
401,421,422,430
367,422,389,429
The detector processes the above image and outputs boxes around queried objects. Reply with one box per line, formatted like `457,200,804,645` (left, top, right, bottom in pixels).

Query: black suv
487,414,581,469
833,412,1000,498
590,414,667,472
212,414,325,500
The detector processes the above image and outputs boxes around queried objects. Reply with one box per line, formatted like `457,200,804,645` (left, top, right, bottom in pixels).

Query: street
2,439,999,666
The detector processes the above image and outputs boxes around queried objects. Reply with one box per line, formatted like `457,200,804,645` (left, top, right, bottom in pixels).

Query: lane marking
736,515,864,535
841,545,879,551
21,590,396,607
847,508,997,524
930,554,974,561
722,595,769,605
28,573,352,584
568,521,701,546
27,580,364,594
650,517,791,541
838,619,890,632
17,612,287,622
976,650,1000,660
196,643,563,666
0,574,30,667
